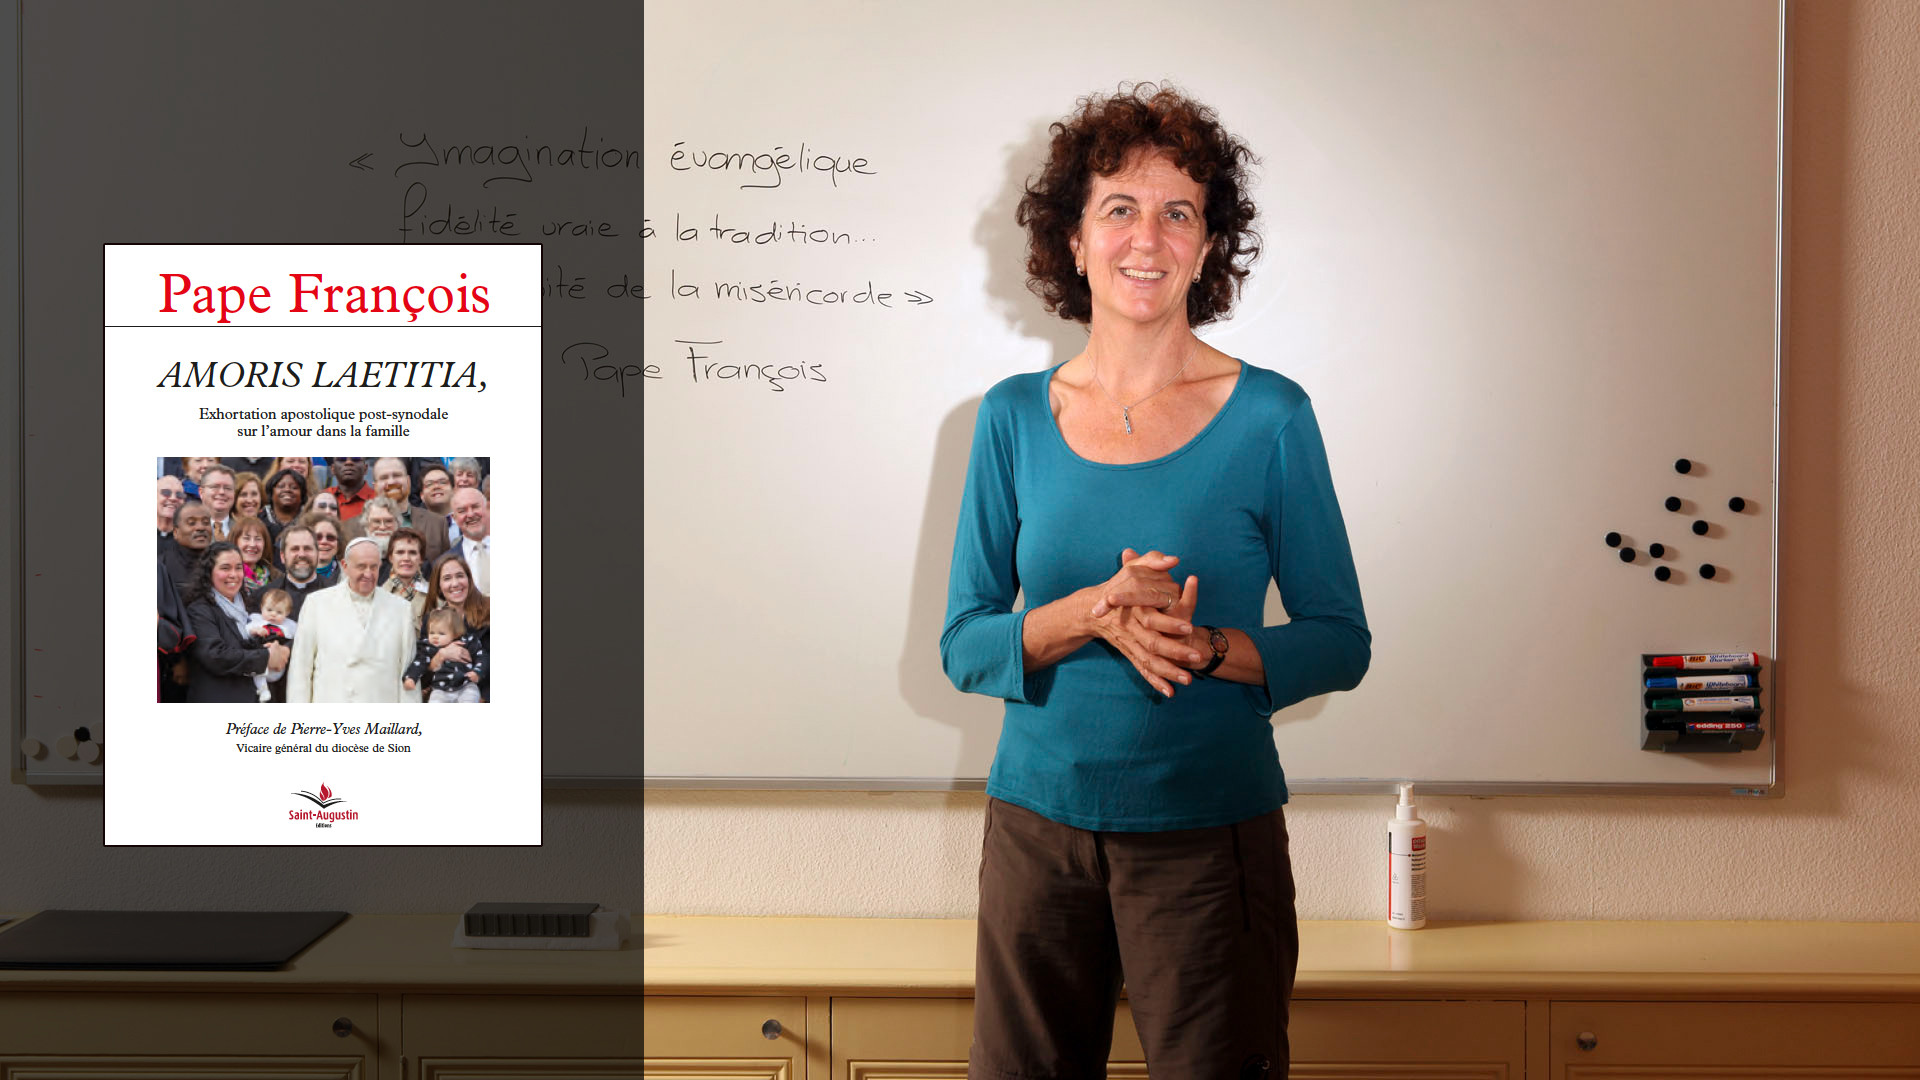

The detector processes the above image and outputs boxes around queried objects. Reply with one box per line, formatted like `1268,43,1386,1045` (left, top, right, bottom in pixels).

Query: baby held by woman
244,588,296,702
404,607,487,703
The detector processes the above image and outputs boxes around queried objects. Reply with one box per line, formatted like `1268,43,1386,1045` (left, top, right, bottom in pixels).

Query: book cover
106,244,541,844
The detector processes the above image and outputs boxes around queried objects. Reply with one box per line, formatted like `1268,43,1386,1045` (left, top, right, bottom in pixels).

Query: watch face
1208,627,1229,656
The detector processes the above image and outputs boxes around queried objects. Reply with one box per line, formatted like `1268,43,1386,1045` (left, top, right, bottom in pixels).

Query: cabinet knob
762,1019,783,1040
1577,1031,1598,1051
333,1017,354,1038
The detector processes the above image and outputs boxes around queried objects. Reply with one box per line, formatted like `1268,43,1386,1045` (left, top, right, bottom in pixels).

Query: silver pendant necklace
1090,347,1194,435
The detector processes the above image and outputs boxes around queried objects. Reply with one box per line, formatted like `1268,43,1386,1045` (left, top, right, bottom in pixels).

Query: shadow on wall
894,120,1092,776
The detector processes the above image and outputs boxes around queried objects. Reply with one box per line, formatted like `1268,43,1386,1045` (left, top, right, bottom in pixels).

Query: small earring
1076,264,1085,276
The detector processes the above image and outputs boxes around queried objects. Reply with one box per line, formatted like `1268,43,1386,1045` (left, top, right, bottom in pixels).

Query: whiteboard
642,0,1784,793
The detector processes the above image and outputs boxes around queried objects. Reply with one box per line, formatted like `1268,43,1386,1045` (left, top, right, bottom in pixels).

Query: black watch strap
1195,626,1228,677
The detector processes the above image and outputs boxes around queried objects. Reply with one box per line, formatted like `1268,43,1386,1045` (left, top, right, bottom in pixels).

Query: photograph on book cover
156,454,495,706
106,245,540,845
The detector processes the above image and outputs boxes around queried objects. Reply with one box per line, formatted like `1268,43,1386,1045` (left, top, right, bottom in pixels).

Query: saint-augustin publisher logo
290,783,359,827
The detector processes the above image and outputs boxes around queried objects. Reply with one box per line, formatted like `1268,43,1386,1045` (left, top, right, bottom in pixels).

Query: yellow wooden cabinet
642,918,1920,1079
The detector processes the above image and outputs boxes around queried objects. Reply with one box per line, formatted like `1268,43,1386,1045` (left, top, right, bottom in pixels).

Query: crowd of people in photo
155,455,493,705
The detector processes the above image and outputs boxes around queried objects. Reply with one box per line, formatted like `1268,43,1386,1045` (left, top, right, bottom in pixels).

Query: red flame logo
292,783,344,809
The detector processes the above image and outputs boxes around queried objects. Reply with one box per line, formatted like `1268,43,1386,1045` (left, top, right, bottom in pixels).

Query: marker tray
1639,657,1766,752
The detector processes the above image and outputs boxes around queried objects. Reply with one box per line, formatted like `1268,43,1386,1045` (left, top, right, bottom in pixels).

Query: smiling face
1068,149,1211,333
235,476,263,515
363,503,398,537
235,478,262,517
175,504,213,551
311,520,340,563
271,472,305,511
156,477,185,527
210,549,245,600
436,560,471,605
372,457,411,502
313,493,340,518
281,528,317,581
420,469,454,512
234,525,265,564
198,468,235,517
183,457,218,483
280,456,310,477
450,488,489,542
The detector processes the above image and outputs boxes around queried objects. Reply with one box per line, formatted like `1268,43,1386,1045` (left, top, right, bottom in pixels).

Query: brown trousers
969,796,1298,1080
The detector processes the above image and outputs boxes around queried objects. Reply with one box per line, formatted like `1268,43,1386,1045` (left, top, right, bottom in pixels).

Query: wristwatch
1195,626,1228,677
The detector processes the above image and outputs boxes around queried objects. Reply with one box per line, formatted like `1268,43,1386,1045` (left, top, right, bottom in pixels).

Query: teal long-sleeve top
941,360,1370,831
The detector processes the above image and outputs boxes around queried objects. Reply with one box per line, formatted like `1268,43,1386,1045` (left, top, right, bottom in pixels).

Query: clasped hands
1085,548,1206,698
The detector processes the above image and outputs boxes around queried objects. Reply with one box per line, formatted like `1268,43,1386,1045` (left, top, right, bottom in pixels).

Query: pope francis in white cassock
287,537,416,703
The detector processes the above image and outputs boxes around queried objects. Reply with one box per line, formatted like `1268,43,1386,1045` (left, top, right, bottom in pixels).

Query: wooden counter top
0,913,639,992
642,917,1920,1000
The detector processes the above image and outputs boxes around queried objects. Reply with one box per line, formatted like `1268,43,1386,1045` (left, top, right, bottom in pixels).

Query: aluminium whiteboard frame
645,0,1781,795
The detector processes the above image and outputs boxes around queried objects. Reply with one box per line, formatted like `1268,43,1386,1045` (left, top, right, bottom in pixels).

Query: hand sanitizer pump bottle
1387,782,1427,930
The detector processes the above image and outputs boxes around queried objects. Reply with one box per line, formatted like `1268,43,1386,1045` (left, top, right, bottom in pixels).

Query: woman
940,84,1370,1078
261,467,308,546
449,456,483,490
232,471,265,520
305,490,342,519
423,552,490,701
229,515,275,599
382,527,430,633
298,511,344,586
183,541,288,703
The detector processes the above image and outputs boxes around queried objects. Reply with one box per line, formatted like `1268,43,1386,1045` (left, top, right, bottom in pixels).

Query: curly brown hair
1017,83,1260,329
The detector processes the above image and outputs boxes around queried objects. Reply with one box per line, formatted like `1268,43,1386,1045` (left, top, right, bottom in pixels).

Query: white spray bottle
1387,782,1427,929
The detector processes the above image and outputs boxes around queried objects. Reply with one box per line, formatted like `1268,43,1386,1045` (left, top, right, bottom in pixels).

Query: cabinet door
0,990,377,1076
1292,1000,1525,1078
829,998,1145,1079
829,998,1523,1079
1550,1002,1920,1077
642,996,805,1080
406,994,641,1077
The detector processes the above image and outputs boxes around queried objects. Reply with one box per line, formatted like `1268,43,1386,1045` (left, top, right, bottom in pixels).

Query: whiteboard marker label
1649,695,1759,712
1646,674,1754,690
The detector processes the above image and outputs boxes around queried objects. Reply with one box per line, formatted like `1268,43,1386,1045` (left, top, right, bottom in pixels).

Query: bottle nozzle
1396,782,1417,820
